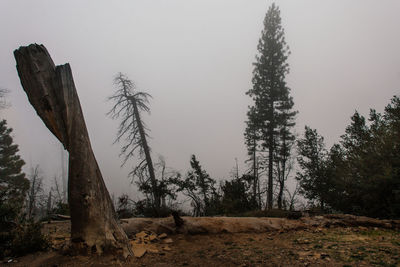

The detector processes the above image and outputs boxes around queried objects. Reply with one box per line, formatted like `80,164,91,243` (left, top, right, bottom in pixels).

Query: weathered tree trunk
200,176,209,214
46,190,52,217
14,44,132,257
277,181,284,210
257,161,261,208
131,97,160,210
267,134,274,210
277,131,288,210
252,141,257,207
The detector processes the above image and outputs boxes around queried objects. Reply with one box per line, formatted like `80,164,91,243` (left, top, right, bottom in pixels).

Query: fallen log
50,214,71,221
323,214,400,229
120,215,400,236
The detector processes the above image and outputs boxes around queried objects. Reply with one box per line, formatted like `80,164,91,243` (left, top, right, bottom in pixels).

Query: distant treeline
116,93,400,219
296,96,400,219
111,4,400,219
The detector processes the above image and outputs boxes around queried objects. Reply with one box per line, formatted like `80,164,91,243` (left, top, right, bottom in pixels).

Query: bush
133,199,183,218
0,219,49,259
10,221,49,257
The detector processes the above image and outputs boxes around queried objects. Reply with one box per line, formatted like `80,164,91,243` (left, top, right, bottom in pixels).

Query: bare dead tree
0,88,10,110
14,44,131,256
155,156,168,207
285,181,301,211
52,175,63,205
275,150,295,210
26,165,44,220
154,155,181,208
108,73,160,211
46,190,52,218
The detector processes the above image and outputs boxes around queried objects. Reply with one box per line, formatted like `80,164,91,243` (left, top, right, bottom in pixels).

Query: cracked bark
14,44,132,257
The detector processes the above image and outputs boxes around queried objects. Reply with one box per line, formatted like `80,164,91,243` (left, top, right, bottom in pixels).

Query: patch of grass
327,243,338,249
350,253,366,260
359,229,391,237
357,246,366,251
319,235,340,242
264,253,272,259
313,244,323,249
196,250,206,257
378,247,393,254
293,238,311,244
370,260,396,267
391,240,400,246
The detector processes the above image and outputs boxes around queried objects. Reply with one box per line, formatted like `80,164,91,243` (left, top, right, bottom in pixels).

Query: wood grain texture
14,44,132,257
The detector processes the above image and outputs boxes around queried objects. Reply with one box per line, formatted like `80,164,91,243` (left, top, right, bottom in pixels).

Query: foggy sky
0,0,399,199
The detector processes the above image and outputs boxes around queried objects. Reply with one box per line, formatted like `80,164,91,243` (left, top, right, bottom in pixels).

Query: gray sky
0,0,399,199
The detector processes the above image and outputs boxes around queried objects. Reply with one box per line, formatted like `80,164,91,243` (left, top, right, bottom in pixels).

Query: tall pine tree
246,4,295,209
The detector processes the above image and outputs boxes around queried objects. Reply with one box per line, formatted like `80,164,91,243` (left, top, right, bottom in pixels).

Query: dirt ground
3,220,400,267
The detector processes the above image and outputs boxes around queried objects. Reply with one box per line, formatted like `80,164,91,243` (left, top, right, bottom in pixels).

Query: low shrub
10,221,50,256
0,219,49,259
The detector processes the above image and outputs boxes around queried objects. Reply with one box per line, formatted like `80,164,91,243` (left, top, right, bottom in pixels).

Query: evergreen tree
330,99,400,218
0,120,29,213
295,126,329,210
172,155,218,216
221,176,253,214
294,96,400,218
246,4,295,209
188,155,216,214
0,120,29,256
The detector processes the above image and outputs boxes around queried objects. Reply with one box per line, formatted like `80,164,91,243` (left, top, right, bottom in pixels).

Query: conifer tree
296,126,329,210
0,120,29,233
188,155,216,214
246,4,295,209
172,155,217,216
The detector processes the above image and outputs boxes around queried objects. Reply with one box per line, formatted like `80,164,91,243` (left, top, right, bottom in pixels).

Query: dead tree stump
14,44,132,257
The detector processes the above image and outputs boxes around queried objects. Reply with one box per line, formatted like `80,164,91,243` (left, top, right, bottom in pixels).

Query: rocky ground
3,215,400,266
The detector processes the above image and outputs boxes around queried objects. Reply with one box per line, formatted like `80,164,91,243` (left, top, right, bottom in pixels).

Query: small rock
147,247,159,253
133,245,147,258
164,238,173,244
136,231,148,239
149,234,157,241
159,233,168,239
320,253,330,259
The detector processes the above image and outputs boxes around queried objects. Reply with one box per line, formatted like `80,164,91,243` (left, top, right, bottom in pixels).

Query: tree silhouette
108,73,160,210
246,4,295,209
